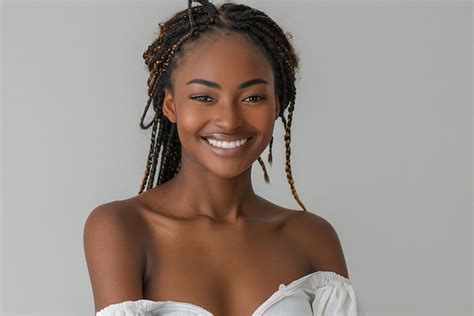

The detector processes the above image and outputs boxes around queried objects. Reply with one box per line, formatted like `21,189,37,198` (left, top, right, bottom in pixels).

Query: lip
200,136,253,158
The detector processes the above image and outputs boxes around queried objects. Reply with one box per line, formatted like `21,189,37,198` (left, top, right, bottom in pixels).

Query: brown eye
244,95,267,103
190,95,214,103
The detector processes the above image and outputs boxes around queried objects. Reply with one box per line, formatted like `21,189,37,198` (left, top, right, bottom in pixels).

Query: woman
84,1,364,315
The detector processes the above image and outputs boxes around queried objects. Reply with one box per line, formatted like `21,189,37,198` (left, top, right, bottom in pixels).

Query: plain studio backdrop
1,0,472,315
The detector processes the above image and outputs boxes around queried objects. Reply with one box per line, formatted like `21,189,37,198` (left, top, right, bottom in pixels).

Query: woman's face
162,32,280,179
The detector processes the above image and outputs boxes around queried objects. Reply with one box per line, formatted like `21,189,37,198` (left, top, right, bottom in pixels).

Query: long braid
257,156,270,184
149,119,167,189
138,114,159,193
284,98,308,212
268,136,273,166
138,0,308,212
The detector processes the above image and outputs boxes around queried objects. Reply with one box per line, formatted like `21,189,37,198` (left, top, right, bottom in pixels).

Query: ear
162,88,177,123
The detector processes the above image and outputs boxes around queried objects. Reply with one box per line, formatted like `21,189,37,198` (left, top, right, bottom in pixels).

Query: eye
190,95,214,103
243,95,267,103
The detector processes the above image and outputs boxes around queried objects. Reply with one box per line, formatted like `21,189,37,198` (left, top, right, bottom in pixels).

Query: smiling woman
160,32,282,181
137,0,305,209
83,0,365,315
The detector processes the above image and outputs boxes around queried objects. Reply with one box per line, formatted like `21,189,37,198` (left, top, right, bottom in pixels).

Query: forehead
173,33,274,87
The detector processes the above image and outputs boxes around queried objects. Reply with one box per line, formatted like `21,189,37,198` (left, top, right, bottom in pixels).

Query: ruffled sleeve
95,299,213,316
310,272,366,316
96,300,162,316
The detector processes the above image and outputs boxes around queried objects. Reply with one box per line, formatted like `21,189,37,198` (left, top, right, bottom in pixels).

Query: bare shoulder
284,209,350,279
83,200,147,313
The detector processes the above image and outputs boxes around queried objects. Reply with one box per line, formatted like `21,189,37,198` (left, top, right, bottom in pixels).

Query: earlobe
162,89,177,123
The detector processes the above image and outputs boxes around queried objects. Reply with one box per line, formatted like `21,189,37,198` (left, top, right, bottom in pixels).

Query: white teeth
206,137,249,149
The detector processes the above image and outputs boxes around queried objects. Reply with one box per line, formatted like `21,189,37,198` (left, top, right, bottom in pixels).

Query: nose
213,101,244,131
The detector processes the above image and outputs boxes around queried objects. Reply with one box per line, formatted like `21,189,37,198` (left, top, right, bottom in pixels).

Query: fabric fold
95,271,365,316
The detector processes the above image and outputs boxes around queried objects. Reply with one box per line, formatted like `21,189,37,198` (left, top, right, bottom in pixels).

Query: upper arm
294,211,349,279
83,202,146,313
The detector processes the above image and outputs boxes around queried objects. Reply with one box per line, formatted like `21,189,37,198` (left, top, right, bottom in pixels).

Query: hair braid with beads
139,0,308,212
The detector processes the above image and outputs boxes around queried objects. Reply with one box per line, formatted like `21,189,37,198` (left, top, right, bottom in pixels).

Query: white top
96,271,365,316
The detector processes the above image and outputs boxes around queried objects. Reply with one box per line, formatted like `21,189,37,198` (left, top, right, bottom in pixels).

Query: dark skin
84,33,349,316
159,32,280,223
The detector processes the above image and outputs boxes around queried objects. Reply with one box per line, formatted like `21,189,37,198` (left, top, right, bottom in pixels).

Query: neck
162,154,259,224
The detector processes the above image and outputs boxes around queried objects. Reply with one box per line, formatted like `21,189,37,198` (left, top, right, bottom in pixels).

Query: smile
200,136,253,158
206,137,248,149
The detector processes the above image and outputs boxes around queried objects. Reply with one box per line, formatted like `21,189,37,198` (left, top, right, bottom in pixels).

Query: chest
141,219,312,315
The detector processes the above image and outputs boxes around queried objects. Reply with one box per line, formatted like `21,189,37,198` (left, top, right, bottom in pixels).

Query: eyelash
190,95,267,104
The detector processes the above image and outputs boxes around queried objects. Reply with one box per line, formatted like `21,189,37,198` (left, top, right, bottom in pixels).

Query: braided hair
139,0,308,212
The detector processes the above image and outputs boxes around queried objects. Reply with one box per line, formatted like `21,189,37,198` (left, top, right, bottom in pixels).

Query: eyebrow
185,78,268,90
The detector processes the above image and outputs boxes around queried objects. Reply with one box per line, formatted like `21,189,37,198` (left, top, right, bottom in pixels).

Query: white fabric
96,271,365,316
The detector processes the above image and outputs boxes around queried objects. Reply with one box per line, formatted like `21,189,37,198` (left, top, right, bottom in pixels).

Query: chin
205,160,252,179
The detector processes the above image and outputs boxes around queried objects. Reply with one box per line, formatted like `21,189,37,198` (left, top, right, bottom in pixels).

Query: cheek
247,106,276,136
175,107,205,142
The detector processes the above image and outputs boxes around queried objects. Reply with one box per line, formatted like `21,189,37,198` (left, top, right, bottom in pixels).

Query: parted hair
139,0,307,212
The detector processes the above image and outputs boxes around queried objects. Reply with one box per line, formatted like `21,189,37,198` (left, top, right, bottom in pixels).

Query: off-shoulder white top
96,271,365,315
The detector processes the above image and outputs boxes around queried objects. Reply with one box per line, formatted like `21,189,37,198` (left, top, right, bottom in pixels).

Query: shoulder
83,199,148,247
83,200,147,313
285,209,350,279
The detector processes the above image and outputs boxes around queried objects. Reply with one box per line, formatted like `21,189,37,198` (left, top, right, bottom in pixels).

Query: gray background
1,0,472,315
